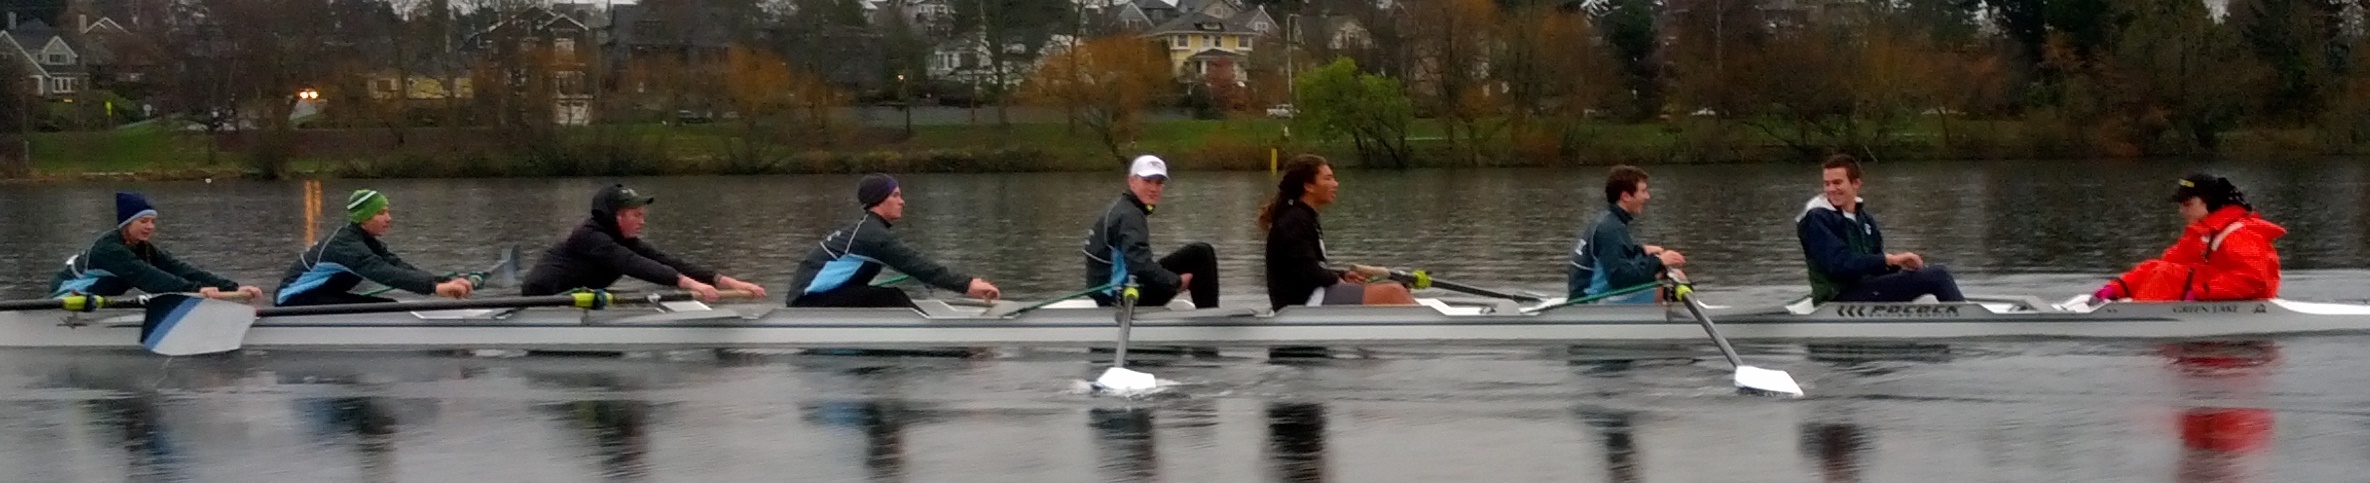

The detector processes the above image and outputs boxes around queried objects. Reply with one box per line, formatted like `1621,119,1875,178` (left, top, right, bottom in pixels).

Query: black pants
790,286,915,308
277,291,397,307
1094,242,1220,309
1834,265,1967,303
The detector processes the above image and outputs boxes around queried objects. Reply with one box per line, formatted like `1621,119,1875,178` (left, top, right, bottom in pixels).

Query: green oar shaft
1527,281,1666,313
1006,282,1121,315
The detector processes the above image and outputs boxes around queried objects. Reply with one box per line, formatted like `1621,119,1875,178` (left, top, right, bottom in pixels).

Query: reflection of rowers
2166,341,2278,483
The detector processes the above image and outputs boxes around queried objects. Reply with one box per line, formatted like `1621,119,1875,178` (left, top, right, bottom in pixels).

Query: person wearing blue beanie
49,192,263,300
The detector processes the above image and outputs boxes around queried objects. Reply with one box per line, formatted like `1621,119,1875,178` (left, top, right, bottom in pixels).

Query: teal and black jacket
273,223,446,305
1567,203,1663,303
1796,196,1892,303
49,231,240,297
786,211,973,299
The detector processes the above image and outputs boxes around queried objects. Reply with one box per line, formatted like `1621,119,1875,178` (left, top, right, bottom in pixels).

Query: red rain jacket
2110,207,2287,301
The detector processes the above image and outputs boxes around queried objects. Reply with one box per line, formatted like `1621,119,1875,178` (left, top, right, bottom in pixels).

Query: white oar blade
142,295,258,356
1735,366,1804,397
1091,367,1161,397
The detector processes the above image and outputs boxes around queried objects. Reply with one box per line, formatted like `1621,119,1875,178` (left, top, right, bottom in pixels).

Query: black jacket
1263,200,1342,310
1080,191,1181,295
787,211,973,298
521,215,718,296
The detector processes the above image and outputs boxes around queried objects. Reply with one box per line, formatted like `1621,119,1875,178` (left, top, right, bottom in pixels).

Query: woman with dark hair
2091,174,2287,302
1260,154,1418,311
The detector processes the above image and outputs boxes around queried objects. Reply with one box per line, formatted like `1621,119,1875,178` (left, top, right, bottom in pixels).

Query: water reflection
1090,407,1160,482
2165,341,2279,483
1799,422,1871,483
802,400,911,483
536,372,656,482
1266,402,1327,483
295,396,397,483
84,395,192,483
1577,410,1642,483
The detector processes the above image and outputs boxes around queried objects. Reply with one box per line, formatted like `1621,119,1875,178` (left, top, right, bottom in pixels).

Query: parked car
1266,104,1297,119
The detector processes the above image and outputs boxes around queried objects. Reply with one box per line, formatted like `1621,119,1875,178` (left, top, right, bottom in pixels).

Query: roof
1144,11,1257,36
604,3,737,49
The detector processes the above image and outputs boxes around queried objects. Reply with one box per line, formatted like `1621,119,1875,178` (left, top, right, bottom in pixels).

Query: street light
897,73,912,136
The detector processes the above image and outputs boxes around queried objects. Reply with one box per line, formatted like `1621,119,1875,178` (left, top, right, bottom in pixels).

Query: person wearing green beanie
272,189,478,306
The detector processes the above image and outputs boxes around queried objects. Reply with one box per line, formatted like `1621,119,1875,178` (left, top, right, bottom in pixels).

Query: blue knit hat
114,192,157,229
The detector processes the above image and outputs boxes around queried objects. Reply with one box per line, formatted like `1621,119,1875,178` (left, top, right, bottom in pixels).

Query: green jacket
49,231,241,297
274,223,445,304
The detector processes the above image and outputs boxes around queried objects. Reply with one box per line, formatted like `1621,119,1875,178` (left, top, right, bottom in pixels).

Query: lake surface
1,160,2367,482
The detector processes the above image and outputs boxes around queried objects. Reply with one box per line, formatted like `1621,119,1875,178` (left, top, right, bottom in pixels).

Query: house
927,35,1071,88
1,17,86,98
465,6,596,125
1140,1,1275,80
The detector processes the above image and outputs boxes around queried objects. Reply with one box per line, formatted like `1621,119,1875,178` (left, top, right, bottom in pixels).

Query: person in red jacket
2093,174,2287,302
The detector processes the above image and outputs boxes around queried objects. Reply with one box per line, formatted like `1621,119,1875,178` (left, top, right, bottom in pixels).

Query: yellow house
1137,1,1274,80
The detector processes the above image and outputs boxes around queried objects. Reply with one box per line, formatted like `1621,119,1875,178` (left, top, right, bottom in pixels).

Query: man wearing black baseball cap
785,173,1000,308
2089,174,2287,302
520,184,768,302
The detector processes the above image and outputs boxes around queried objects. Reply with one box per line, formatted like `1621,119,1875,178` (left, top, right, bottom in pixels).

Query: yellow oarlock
61,295,99,312
1671,284,1696,300
570,291,612,310
1121,286,1141,300
1407,270,1433,290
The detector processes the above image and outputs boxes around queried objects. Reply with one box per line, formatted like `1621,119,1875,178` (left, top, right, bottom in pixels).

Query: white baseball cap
1129,155,1169,180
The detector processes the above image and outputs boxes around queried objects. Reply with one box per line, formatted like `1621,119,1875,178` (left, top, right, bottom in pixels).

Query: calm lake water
1,160,2367,482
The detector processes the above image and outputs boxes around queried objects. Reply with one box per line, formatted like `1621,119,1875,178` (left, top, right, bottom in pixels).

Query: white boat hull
1,298,2362,352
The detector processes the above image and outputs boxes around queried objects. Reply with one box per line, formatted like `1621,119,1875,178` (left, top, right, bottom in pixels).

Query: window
373,78,398,94
555,38,576,59
43,53,67,65
1172,36,1186,48
554,71,585,96
1201,35,1212,47
1240,36,1252,49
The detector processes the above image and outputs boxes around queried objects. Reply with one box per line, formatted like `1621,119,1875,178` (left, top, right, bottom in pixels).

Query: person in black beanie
785,173,1001,308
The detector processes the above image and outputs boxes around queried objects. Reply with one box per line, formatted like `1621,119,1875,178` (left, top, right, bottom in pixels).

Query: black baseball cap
592,184,656,212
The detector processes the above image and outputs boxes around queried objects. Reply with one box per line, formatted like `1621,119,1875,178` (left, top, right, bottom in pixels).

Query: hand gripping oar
1380,268,1543,302
360,245,523,296
1091,276,1159,396
1668,281,1804,397
137,289,755,356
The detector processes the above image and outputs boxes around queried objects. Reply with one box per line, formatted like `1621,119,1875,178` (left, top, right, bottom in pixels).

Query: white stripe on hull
0,299,2360,351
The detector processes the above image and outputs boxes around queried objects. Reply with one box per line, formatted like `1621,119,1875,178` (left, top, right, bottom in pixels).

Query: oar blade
140,295,258,356
1091,367,1161,397
1735,365,1804,397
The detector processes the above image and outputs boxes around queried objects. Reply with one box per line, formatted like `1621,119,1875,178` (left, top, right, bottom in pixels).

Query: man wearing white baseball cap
1079,155,1221,308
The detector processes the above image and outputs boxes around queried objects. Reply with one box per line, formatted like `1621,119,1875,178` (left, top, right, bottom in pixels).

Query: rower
1568,165,1686,304
1081,155,1220,308
520,184,766,302
786,174,1000,308
1797,155,1964,303
49,192,263,300
273,190,477,306
1261,154,1415,310
2090,174,2286,301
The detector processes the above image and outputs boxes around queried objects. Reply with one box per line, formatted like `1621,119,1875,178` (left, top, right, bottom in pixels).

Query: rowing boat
1,294,2364,352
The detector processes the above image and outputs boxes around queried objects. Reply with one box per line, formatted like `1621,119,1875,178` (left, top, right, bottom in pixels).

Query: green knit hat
346,190,388,223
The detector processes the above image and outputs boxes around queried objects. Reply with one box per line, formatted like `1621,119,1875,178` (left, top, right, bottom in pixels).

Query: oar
1090,276,1158,396
138,289,754,356
0,291,258,312
359,245,523,296
1668,281,1804,397
1380,268,1543,302
870,275,911,287
1521,281,1669,314
982,282,1120,318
